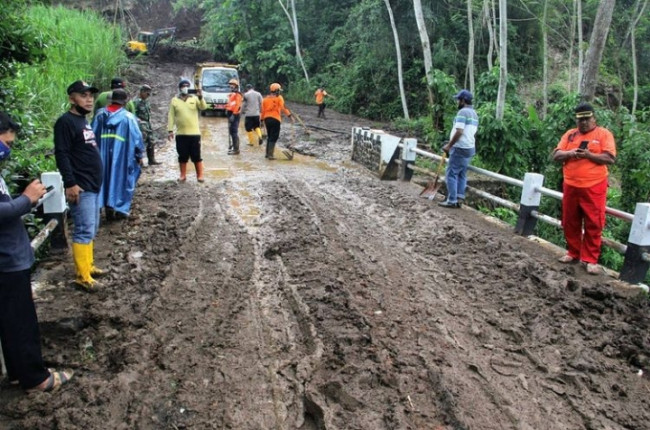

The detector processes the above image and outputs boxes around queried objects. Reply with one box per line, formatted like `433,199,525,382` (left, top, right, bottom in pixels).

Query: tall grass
9,5,127,142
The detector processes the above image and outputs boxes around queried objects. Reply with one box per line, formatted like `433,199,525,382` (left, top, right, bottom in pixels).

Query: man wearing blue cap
440,89,479,208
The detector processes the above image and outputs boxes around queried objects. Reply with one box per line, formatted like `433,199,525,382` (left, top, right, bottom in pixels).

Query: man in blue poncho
92,89,145,220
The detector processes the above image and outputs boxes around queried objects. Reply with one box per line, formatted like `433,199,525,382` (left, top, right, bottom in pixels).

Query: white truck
193,62,239,115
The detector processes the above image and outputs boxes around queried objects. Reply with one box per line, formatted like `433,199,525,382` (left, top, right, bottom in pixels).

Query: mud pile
1,61,649,430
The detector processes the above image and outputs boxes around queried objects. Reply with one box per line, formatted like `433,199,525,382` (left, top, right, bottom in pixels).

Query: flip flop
27,369,73,393
0,378,19,388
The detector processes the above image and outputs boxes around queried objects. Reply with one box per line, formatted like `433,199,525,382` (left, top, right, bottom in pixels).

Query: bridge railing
351,127,650,285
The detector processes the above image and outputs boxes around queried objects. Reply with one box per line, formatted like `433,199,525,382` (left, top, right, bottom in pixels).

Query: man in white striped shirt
440,89,479,208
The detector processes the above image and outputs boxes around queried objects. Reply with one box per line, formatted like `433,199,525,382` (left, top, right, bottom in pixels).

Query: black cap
140,84,152,92
111,77,125,89
110,89,128,105
245,84,253,90
0,111,20,133
67,80,99,95
454,89,473,103
575,102,595,119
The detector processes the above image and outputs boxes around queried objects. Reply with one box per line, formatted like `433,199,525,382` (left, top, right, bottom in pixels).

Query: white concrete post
515,173,545,236
621,203,650,283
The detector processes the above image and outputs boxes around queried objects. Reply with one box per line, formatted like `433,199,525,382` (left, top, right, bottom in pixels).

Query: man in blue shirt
0,111,73,392
440,89,479,208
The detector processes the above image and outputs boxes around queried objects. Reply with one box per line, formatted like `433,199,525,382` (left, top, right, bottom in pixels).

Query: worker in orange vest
314,86,333,119
261,83,293,160
226,78,243,155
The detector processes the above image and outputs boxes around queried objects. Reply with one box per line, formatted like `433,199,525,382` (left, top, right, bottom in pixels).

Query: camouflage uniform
134,95,158,165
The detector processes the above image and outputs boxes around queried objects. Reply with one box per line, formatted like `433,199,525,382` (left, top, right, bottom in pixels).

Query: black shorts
244,116,261,132
175,135,201,163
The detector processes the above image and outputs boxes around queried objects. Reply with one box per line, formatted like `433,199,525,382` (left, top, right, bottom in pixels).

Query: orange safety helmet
228,78,240,87
270,83,282,92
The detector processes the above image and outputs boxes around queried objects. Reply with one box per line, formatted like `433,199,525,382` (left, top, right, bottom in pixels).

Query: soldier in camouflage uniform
134,85,160,166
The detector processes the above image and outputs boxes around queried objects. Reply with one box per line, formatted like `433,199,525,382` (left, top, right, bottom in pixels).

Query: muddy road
1,62,650,430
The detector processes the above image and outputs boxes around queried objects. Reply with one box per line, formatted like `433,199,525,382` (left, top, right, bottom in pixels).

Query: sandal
27,369,73,393
0,378,19,388
558,254,578,264
586,263,602,275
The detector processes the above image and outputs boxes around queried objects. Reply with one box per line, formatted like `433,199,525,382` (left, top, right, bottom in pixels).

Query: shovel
419,153,447,200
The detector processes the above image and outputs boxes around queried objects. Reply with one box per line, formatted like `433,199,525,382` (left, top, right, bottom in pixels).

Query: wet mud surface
2,62,650,429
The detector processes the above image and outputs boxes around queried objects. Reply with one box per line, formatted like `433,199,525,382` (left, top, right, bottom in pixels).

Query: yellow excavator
126,27,176,55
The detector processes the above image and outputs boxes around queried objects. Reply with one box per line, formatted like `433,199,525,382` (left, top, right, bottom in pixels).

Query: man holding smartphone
553,102,616,274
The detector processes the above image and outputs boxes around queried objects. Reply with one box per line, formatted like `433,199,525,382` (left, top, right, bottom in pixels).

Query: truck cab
194,62,239,114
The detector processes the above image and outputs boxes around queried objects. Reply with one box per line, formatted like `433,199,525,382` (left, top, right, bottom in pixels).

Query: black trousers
176,135,202,163
228,114,241,139
0,270,49,389
244,116,261,132
264,118,281,145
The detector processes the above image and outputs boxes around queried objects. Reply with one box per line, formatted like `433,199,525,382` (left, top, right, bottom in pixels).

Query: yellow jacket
167,95,207,135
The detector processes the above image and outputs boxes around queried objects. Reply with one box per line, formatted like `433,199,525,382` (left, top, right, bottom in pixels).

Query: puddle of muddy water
149,116,338,184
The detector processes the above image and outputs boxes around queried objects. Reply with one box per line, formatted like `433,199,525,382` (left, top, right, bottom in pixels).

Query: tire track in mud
255,175,455,429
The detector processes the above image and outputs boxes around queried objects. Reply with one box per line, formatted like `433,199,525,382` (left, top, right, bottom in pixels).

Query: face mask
74,104,91,116
0,140,11,161
180,87,189,95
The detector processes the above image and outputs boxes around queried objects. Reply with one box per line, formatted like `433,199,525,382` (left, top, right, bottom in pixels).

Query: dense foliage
0,3,127,189
2,0,649,276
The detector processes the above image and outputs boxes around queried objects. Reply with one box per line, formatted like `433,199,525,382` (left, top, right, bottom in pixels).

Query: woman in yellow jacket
260,83,293,160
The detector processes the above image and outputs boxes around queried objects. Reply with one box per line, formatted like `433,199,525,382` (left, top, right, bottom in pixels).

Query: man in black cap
93,77,135,115
553,102,616,275
439,89,479,208
53,80,106,291
92,88,145,221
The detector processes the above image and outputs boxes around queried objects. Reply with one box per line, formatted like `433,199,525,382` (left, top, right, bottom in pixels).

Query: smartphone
45,185,54,193
188,89,198,94
578,141,589,150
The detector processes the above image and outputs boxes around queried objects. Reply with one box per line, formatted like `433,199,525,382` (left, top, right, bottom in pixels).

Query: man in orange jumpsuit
553,102,616,275
226,78,243,155
261,83,293,160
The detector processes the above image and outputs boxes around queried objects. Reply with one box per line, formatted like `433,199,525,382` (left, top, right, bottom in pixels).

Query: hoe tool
282,118,298,160
419,153,447,200
292,112,310,136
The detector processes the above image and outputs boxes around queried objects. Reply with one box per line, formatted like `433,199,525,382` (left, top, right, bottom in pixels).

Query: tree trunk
577,0,584,91
466,0,475,93
412,0,434,105
483,0,497,69
579,0,615,101
624,0,648,114
542,0,548,118
384,0,409,119
568,0,576,92
495,0,507,120
277,0,310,83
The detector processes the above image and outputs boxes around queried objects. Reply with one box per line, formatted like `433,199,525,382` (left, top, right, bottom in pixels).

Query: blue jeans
445,146,475,204
69,191,100,244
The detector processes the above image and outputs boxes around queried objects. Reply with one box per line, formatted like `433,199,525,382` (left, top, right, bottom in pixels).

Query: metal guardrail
403,143,650,265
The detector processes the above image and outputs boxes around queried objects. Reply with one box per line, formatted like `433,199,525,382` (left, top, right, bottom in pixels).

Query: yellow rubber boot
255,127,263,145
89,241,107,277
246,131,255,146
72,243,97,291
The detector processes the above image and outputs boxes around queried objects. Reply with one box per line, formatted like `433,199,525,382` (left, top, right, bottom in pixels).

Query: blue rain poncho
92,107,145,215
